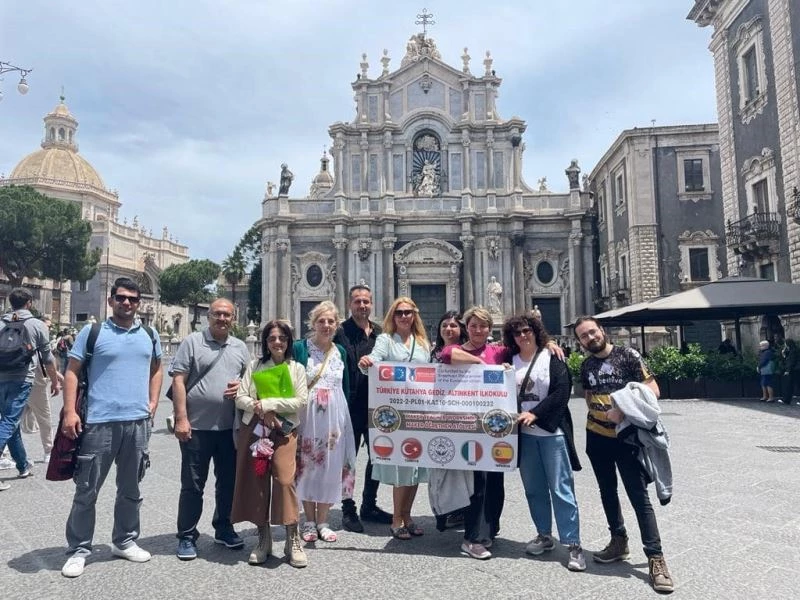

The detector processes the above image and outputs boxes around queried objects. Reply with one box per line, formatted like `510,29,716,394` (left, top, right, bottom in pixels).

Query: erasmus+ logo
483,370,504,385
378,366,407,382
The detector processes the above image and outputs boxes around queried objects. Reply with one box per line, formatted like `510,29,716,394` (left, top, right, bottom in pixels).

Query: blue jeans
0,380,33,472
519,433,581,545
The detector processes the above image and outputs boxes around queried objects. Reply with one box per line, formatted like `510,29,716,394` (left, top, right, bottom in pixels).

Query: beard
584,334,607,354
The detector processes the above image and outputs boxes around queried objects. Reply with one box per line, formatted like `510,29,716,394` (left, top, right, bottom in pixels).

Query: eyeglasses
513,327,533,337
267,335,288,343
394,309,415,317
113,294,140,304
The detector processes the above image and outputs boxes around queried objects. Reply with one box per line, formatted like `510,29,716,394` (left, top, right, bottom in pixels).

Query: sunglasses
267,335,288,343
394,309,415,317
113,294,140,304
513,327,533,337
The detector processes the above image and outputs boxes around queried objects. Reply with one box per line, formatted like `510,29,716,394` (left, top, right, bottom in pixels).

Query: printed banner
368,362,518,472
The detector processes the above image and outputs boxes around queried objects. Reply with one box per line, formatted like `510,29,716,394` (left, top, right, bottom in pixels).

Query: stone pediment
394,238,462,264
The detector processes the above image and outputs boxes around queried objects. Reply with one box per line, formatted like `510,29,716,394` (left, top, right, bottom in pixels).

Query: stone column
276,239,291,320
513,235,525,313
462,132,471,191
382,237,397,313
511,130,522,193
333,237,348,316
569,229,584,320
460,234,475,308
263,240,275,322
486,130,495,191
384,132,393,194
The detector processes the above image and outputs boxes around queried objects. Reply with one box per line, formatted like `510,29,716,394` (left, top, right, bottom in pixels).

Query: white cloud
1,0,717,262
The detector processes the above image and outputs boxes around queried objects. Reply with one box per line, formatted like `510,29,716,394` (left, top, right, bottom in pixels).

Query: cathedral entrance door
411,284,446,341
531,297,562,337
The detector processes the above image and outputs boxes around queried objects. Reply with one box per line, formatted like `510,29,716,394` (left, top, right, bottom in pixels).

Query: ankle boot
285,524,308,568
248,525,272,565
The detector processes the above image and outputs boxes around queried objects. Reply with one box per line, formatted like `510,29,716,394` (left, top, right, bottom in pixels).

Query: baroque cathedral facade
258,33,595,338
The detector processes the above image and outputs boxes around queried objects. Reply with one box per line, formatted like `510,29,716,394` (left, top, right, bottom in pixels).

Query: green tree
220,249,246,322
158,259,220,332
0,185,100,286
247,258,262,324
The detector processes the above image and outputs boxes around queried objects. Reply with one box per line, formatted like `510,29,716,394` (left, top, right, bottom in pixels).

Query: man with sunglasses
333,284,392,532
60,278,162,578
169,298,250,560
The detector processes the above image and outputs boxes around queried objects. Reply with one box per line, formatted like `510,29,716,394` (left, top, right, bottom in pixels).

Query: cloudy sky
1,0,716,263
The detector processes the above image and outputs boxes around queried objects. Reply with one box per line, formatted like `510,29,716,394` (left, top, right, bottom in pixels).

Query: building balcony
608,276,630,299
725,211,781,259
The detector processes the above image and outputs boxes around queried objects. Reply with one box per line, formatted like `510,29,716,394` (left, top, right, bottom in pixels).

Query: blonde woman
358,297,431,539
293,301,356,543
232,319,308,568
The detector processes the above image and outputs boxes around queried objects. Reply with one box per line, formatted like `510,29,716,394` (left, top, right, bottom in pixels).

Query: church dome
10,147,106,189
8,96,107,191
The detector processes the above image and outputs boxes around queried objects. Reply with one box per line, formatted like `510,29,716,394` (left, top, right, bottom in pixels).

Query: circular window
536,261,555,285
306,264,323,288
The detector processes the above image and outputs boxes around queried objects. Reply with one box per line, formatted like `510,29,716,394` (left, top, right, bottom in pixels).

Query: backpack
0,316,36,372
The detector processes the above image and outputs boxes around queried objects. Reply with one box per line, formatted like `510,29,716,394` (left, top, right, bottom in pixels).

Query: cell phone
276,415,296,435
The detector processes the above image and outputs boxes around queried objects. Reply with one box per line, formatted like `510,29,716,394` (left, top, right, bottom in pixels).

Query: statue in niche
417,161,437,197
278,164,293,196
266,181,275,196
487,276,503,314
411,133,443,197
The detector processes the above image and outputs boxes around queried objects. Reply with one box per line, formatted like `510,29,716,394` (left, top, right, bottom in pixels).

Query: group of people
1,279,673,593
757,338,799,404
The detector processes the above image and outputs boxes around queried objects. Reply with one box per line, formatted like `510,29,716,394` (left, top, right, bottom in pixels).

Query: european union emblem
393,366,407,382
483,370,504,384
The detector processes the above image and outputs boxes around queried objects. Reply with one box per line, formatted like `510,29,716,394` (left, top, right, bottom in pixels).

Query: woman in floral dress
293,301,356,543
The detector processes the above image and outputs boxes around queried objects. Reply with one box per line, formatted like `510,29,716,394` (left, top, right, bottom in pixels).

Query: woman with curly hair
502,314,584,572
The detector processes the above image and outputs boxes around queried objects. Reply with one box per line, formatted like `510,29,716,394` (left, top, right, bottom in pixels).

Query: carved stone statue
417,161,437,197
487,276,503,314
266,181,275,196
279,164,293,196
537,177,548,192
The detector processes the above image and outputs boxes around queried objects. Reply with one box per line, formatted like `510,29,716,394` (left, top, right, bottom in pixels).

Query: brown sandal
390,526,411,540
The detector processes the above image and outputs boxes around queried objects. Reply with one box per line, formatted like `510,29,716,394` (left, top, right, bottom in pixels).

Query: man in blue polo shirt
60,277,163,578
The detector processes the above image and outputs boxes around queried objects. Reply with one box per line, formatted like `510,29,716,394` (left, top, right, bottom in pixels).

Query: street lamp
0,61,33,101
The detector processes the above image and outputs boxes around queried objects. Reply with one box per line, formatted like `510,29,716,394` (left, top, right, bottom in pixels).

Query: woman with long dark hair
232,319,309,568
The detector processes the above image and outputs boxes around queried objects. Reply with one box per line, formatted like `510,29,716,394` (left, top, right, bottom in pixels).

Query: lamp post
0,61,32,102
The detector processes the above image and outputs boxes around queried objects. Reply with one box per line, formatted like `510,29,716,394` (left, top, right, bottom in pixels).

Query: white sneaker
43,453,50,464
61,556,86,577
460,541,492,560
568,544,587,571
0,457,15,470
111,543,151,563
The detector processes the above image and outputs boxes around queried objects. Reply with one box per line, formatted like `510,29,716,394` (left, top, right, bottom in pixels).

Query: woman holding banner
359,297,431,540
232,319,309,568
293,301,356,544
439,306,509,560
430,311,467,363
501,314,585,572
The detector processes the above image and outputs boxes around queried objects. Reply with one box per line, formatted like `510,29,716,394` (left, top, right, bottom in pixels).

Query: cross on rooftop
415,8,435,35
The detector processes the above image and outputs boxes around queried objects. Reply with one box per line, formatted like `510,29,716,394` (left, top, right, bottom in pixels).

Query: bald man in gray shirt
169,298,250,560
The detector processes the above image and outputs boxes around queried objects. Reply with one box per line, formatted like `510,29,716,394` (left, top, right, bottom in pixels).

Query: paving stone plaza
2,375,799,600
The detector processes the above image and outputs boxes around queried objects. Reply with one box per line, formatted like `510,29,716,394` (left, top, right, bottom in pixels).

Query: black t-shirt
581,345,651,438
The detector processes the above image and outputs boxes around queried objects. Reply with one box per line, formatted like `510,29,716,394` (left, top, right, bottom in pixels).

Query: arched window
58,128,65,141
48,127,55,141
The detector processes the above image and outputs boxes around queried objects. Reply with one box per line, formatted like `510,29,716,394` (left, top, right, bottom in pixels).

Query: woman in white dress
358,297,430,539
293,301,356,543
